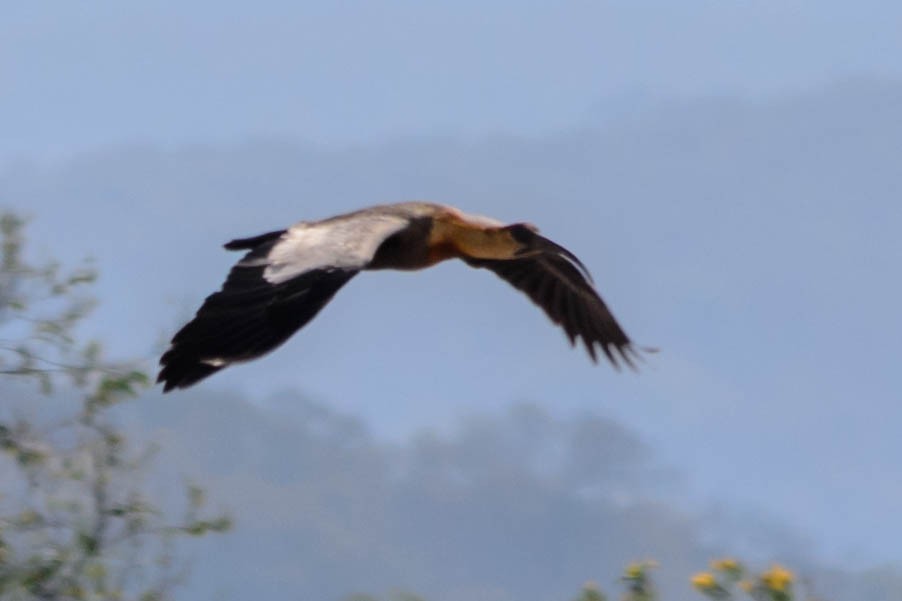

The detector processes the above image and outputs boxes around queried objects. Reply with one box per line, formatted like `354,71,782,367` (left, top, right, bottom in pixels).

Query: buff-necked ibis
158,202,646,391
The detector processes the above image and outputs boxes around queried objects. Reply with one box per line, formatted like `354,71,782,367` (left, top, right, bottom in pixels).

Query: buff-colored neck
428,214,522,261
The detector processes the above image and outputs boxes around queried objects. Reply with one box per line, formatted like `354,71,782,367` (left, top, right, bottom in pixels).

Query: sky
4,1,902,158
3,2,902,599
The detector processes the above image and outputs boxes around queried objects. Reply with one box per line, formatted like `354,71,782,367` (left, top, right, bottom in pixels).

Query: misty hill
114,387,897,601
3,78,902,598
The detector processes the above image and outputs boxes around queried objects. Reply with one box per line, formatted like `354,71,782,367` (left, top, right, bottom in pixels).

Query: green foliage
0,211,229,600
0,213,99,394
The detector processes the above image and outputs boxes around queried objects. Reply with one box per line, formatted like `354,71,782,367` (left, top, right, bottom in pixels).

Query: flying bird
158,202,644,391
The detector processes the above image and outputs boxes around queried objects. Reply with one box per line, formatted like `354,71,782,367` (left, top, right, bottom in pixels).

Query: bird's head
507,222,541,250
506,222,593,281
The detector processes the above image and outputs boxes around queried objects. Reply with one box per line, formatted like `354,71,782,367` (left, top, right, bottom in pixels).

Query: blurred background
2,2,901,600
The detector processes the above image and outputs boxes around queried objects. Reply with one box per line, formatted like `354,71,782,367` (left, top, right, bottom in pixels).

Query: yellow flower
624,563,643,579
691,572,717,590
710,557,740,572
739,579,755,593
624,560,657,580
761,564,794,592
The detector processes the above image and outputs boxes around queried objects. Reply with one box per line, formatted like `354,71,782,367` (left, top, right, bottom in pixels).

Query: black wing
158,232,357,392
466,245,640,368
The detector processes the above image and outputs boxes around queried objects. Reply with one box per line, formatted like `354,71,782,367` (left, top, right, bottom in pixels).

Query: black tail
158,231,356,392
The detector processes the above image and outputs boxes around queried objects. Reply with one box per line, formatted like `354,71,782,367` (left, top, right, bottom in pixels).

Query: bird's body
158,202,642,391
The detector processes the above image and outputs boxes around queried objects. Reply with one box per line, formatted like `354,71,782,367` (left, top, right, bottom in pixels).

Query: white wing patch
260,214,409,284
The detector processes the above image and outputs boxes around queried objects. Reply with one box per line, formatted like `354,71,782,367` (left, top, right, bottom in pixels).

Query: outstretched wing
466,239,640,368
158,214,409,392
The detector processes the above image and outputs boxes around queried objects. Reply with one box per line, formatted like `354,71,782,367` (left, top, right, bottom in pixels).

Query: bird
158,202,645,392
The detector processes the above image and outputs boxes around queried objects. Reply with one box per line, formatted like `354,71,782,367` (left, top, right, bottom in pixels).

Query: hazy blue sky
3,2,902,599
4,1,902,159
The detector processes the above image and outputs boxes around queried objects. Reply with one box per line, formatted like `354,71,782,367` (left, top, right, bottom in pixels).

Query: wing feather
158,263,356,392
466,247,638,368
159,212,413,391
